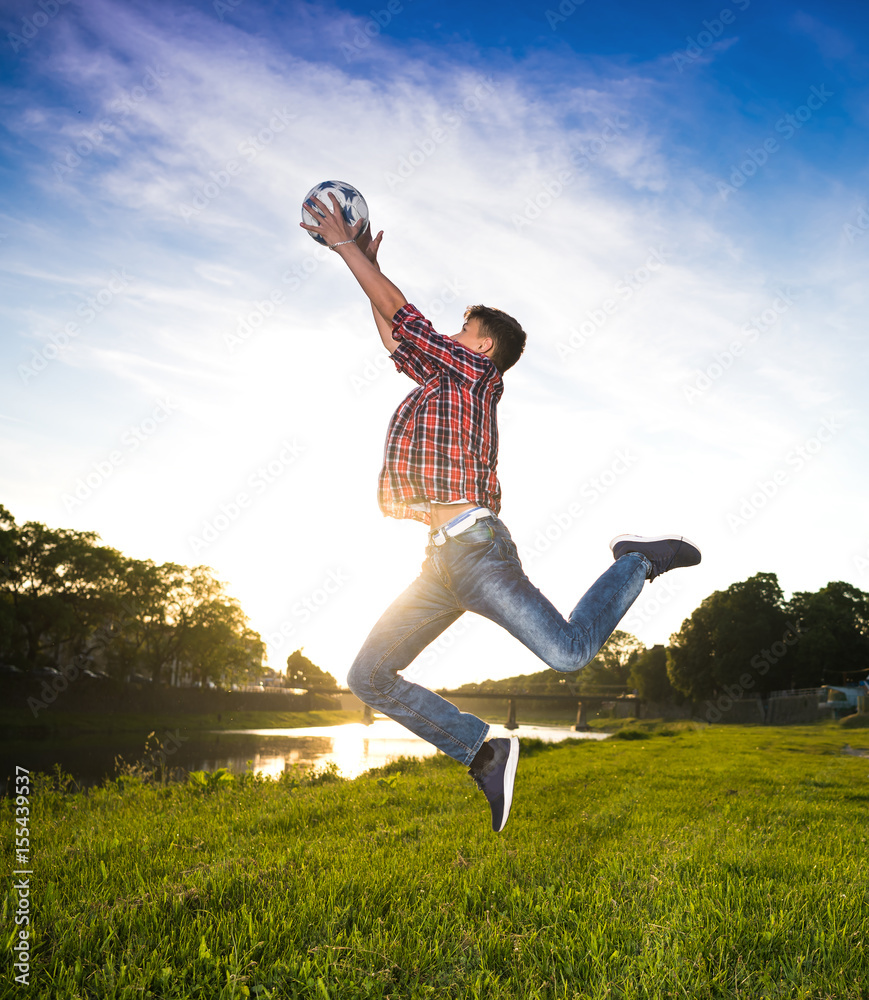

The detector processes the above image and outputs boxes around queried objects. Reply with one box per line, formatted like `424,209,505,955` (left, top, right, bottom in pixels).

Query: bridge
304,686,638,731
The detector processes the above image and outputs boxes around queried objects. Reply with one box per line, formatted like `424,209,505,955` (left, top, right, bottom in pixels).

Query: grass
839,712,869,729
3,724,868,999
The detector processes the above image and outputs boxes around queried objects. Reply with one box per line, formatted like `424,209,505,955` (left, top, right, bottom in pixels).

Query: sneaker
610,534,701,581
468,736,519,833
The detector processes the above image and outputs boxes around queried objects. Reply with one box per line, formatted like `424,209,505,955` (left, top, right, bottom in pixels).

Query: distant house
819,681,869,718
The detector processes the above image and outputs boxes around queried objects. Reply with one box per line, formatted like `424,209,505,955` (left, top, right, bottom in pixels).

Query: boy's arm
355,226,400,350
300,194,404,352
369,302,395,348
334,242,405,352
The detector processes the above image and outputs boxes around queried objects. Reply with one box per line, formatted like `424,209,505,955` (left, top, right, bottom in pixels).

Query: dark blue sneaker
610,534,701,581
468,736,519,833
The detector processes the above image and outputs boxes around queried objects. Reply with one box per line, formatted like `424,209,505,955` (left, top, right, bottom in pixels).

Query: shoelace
649,540,681,581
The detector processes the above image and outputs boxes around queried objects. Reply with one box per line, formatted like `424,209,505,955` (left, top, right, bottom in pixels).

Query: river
214,719,609,779
8,719,609,790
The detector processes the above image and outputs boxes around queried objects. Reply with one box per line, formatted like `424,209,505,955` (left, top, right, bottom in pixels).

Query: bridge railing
303,685,638,731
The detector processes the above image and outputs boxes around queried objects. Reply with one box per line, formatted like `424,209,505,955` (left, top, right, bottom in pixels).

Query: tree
0,510,122,670
0,507,265,685
573,629,645,692
111,561,265,686
628,645,681,703
223,627,267,686
0,505,17,664
451,632,643,696
286,649,339,690
787,582,869,686
183,585,265,688
667,572,791,702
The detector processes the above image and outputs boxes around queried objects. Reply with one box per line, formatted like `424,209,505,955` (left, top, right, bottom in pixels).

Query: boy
301,195,701,832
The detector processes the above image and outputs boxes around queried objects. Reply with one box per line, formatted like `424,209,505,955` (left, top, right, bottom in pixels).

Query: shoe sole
609,533,700,553
610,535,703,580
496,736,520,833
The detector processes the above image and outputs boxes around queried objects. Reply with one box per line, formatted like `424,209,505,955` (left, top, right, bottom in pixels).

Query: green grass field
3,723,868,999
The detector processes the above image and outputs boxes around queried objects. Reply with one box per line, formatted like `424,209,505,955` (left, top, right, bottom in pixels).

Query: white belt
430,507,495,546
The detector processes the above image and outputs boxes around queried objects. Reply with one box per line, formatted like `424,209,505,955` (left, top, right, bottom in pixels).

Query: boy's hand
357,226,384,270
299,195,406,339
300,193,367,248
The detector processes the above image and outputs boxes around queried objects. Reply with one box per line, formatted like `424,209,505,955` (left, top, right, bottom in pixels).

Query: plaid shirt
378,304,503,524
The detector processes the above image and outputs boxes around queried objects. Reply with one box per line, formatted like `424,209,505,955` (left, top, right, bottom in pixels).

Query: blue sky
2,0,868,686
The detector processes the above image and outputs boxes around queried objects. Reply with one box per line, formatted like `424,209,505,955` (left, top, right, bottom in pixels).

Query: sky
1,0,868,688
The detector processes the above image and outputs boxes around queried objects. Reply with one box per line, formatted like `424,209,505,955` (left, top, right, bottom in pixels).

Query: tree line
0,506,264,687
457,572,869,704
4,501,866,703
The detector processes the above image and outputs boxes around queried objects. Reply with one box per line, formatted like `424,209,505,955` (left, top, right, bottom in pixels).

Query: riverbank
5,724,867,998
0,708,364,742
0,706,693,743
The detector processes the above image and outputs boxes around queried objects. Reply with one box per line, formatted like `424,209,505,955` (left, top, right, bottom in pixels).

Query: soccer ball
301,180,369,246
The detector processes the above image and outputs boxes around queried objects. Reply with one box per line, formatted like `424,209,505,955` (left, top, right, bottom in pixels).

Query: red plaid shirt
378,304,503,524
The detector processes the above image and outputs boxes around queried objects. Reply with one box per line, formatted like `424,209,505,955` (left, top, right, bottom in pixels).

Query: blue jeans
347,515,649,765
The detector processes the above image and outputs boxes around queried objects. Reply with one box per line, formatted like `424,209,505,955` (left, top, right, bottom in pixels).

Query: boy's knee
547,656,578,674
545,649,592,674
346,659,366,698
347,657,375,700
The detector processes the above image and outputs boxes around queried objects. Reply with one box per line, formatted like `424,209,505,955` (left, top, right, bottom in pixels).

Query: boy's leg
443,518,649,672
347,562,490,765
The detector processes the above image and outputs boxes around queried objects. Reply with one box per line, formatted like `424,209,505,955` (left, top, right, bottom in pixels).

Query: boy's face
453,317,494,357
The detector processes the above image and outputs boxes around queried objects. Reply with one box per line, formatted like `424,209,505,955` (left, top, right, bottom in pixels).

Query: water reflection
217,719,609,779
5,719,609,793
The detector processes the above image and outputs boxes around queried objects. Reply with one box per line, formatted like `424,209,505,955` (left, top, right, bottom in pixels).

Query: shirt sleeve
389,304,496,385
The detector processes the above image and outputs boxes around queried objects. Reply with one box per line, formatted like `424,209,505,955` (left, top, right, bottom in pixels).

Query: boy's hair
464,305,526,373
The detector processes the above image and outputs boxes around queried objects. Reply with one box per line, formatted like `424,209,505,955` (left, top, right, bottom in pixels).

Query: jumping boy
301,195,701,832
